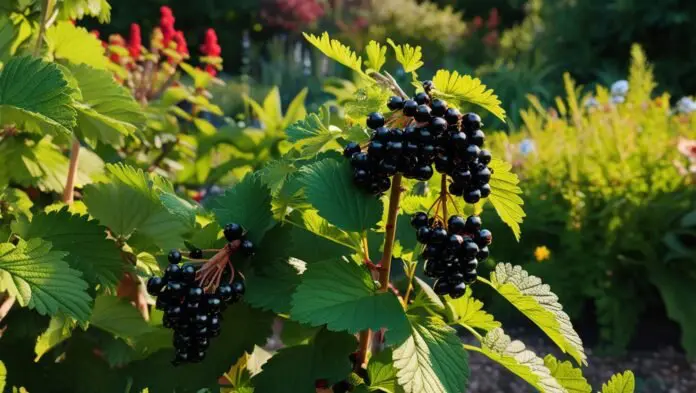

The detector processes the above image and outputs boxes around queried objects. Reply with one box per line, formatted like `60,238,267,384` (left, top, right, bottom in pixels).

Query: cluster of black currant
145,223,252,365
343,81,493,203
411,212,492,299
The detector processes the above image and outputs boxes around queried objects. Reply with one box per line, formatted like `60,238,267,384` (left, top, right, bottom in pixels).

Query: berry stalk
62,139,81,204
377,174,403,292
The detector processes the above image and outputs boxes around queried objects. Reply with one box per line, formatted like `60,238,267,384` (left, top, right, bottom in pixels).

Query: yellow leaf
431,69,506,122
386,39,423,74
490,263,587,365
0,360,5,393
601,371,635,393
487,158,525,241
45,22,107,69
446,287,501,332
364,40,386,72
303,32,364,76
544,355,591,393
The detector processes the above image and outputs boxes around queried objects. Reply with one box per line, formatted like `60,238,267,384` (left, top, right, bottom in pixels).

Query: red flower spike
159,6,176,47
174,31,189,55
487,8,500,29
128,23,142,58
200,28,221,57
205,64,218,77
472,16,483,30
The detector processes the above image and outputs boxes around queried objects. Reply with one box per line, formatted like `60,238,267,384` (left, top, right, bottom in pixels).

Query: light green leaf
446,286,501,332
286,113,342,157
59,0,111,22
489,263,586,365
479,328,565,393
303,32,365,76
0,187,33,219
364,40,387,72
345,84,391,120
0,360,5,392
83,163,189,249
260,160,297,193
281,88,309,129
11,208,124,289
367,349,404,393
487,158,525,241
291,258,409,337
431,69,506,122
543,355,591,393
386,39,423,74
34,314,74,361
410,276,445,312
45,21,107,69
252,329,357,393
67,63,145,146
209,174,275,244
601,371,635,393
300,158,383,233
90,295,152,339
0,55,76,136
0,238,92,321
391,315,469,393
0,14,31,63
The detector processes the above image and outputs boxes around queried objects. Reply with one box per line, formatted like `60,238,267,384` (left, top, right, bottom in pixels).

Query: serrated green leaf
252,329,357,393
345,84,391,120
260,160,297,193
11,208,124,289
45,21,107,69
544,355,591,393
0,187,33,219
83,163,189,249
303,32,364,76
364,40,386,72
0,14,31,63
410,276,445,312
0,55,76,136
159,191,197,229
291,258,409,338
487,158,525,241
367,349,404,393
286,113,342,157
390,315,469,393
34,314,74,361
59,0,111,22
490,263,586,365
431,69,506,122
479,328,565,393
386,39,423,74
0,238,92,321
280,320,321,347
90,295,152,339
301,158,383,233
67,63,145,146
601,371,635,393
446,287,500,332
209,174,275,244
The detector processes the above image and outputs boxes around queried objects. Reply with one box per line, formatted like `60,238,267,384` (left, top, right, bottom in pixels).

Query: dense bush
486,45,696,356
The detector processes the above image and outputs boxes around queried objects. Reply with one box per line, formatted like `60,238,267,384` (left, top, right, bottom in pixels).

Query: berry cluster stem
440,174,448,229
62,139,81,204
377,174,403,292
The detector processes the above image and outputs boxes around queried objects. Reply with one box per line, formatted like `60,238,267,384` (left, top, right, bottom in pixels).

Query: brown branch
355,329,371,370
62,139,81,204
378,174,403,291
440,174,449,228
0,295,16,323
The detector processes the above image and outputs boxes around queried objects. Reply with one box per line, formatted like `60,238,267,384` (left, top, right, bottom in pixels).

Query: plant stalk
0,295,16,323
62,139,81,204
355,329,371,369
378,174,403,292
33,0,53,56
440,174,448,226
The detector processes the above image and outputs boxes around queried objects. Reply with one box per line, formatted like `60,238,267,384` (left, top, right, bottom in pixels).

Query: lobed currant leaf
487,158,525,241
431,69,506,122
544,355,591,393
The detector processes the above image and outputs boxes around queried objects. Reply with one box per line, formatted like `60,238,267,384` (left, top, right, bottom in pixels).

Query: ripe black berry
366,112,385,129
416,227,431,243
223,223,244,242
480,183,492,198
444,108,461,125
464,189,482,204
464,216,482,232
411,212,429,228
240,239,255,256
430,117,448,134
478,149,492,165
469,129,485,147
165,264,182,280
168,250,182,264
449,281,467,298
231,280,246,299
462,113,482,132
387,96,404,110
414,92,430,105
429,228,448,244
343,142,361,158
422,80,434,92
147,276,164,294
477,246,489,261
433,278,450,295
181,264,197,282
431,99,448,117
478,229,493,246
414,105,431,123
447,215,466,234
403,100,418,116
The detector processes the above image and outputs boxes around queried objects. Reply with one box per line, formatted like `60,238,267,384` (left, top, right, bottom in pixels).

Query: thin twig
440,174,448,229
62,139,81,204
0,295,16,323
377,174,403,291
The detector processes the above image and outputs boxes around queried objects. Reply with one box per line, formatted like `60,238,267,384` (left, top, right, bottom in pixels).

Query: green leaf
34,314,74,361
367,349,404,393
0,55,76,136
446,286,500,332
300,158,383,233
489,263,586,365
59,0,111,22
66,63,145,146
410,276,445,312
487,158,525,241
11,208,124,289
0,14,31,63
45,21,107,69
303,32,365,76
390,315,469,393
209,174,275,244
345,85,391,121
431,69,506,122
601,371,635,393
0,360,5,393
386,39,423,74
543,355,591,393
83,163,189,249
252,329,357,393
282,87,309,129
478,328,565,393
364,40,387,72
647,268,696,359
291,258,409,337
0,187,33,219
0,238,92,321
286,113,342,157
260,160,297,194
90,295,152,339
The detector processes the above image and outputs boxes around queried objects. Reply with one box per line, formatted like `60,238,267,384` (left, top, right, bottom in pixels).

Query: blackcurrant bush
431,99,448,117
223,223,244,242
410,212,429,229
414,92,430,105
387,96,404,110
147,276,164,294
366,112,385,129
464,189,482,204
240,239,255,256
447,215,466,234
429,228,448,244
478,149,492,165
414,105,432,123
480,183,491,198
416,227,431,243
449,282,467,299
444,108,461,125
343,142,361,158
462,113,482,132
168,249,182,264
403,100,418,116
477,246,489,261
433,278,450,296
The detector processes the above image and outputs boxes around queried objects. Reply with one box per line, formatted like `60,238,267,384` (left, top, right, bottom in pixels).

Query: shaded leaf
90,295,152,339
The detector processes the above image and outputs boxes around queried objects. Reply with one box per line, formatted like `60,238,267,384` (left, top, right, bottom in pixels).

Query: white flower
676,97,696,114
611,95,625,104
519,138,536,156
611,80,629,97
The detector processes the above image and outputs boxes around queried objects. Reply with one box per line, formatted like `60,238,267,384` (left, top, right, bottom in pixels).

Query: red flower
205,64,218,77
128,23,142,58
487,8,500,29
200,28,221,57
472,16,483,30
174,30,188,55
160,6,176,48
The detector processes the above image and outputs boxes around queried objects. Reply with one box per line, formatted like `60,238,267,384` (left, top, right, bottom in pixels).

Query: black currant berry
366,112,385,129
478,149,492,165
231,280,246,299
449,282,467,299
461,241,479,259
422,80,434,92
449,182,465,196
351,152,369,169
469,129,485,147
147,276,164,294
180,263,197,283
462,113,482,132
478,229,493,246
411,212,429,228
164,264,182,280
431,99,448,117
416,227,431,243
415,165,434,181
477,246,489,261
434,155,452,173
463,144,480,163
464,216,482,232
188,350,205,363
474,167,492,184
414,105,432,123
451,131,467,149
403,100,418,116
444,108,461,125
206,296,223,312
240,240,255,256
429,228,448,244
168,250,182,264
387,96,404,110
463,270,477,284
189,248,203,259
480,183,491,198
343,142,361,158
187,286,203,301
217,283,233,301
433,278,450,296
447,215,466,234
414,92,430,105
373,127,390,141
424,260,444,277
223,223,244,242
